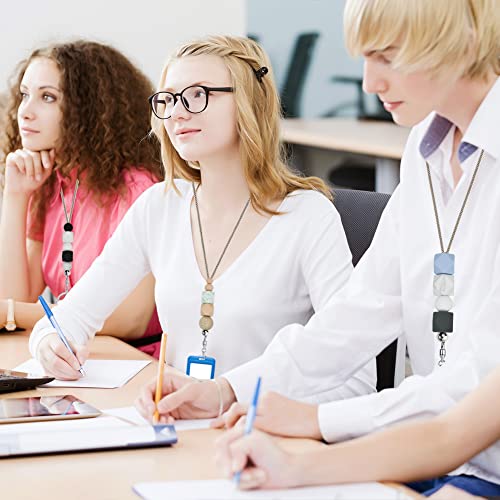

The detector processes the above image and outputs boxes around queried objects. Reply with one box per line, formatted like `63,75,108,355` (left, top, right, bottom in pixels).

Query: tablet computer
0,422,177,458
0,368,54,393
0,395,101,424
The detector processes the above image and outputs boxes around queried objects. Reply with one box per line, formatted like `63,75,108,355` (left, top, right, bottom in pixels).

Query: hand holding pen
37,296,88,380
233,376,262,486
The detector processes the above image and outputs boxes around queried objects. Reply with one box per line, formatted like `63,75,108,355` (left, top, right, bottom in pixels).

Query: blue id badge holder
186,355,216,380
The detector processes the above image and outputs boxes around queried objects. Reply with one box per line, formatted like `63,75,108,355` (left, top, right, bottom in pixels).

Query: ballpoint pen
233,376,262,487
38,295,86,376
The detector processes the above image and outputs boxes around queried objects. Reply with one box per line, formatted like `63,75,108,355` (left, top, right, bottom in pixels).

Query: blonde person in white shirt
140,1,500,496
29,36,376,399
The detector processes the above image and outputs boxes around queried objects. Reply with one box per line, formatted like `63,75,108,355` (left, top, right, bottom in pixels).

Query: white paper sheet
104,406,214,430
15,359,151,388
133,479,409,499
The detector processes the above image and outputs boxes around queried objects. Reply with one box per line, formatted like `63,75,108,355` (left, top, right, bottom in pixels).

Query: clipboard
0,422,177,458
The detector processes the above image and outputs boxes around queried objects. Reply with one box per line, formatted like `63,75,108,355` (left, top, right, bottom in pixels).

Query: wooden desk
0,332,421,499
281,118,410,193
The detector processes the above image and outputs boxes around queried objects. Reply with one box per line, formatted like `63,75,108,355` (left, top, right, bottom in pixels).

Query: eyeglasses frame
148,85,234,119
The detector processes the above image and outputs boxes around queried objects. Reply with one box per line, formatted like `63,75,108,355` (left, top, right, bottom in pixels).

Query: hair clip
254,66,268,83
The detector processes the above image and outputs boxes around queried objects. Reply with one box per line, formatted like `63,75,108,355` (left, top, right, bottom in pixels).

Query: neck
436,72,497,139
196,148,250,214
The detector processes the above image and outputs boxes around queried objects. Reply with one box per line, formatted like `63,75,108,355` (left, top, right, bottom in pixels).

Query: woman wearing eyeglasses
0,40,164,361
29,36,376,403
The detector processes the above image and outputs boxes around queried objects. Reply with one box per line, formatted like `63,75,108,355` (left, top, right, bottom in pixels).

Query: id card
186,355,216,380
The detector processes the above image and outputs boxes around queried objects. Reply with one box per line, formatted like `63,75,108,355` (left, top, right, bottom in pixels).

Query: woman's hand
211,390,322,440
215,427,300,490
36,333,88,380
4,149,55,195
135,370,236,422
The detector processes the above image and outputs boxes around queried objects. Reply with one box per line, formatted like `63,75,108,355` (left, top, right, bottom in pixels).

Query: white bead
433,275,454,296
63,262,72,272
435,295,453,311
63,231,74,243
63,242,73,251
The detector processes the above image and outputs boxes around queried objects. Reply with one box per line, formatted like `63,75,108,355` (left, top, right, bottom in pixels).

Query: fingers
40,149,55,171
215,428,268,490
213,402,248,429
239,468,267,490
5,149,54,191
39,335,84,380
156,382,200,414
135,378,158,421
73,344,89,366
215,426,246,477
18,150,41,181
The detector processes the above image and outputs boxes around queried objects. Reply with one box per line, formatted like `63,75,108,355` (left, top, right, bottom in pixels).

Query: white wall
0,0,246,91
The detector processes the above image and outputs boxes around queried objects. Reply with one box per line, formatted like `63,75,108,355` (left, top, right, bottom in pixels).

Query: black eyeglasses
149,85,234,119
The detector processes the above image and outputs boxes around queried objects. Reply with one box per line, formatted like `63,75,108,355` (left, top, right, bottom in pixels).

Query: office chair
333,188,398,391
280,32,320,118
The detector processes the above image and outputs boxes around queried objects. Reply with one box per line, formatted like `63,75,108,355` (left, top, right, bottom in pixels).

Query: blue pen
233,376,262,487
38,295,85,376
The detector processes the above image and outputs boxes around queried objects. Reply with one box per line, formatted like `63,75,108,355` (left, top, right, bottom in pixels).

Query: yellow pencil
153,332,168,424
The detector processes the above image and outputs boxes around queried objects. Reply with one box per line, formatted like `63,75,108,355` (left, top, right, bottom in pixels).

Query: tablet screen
0,395,101,424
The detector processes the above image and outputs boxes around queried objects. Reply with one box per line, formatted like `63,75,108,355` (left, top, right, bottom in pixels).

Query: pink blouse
27,167,162,356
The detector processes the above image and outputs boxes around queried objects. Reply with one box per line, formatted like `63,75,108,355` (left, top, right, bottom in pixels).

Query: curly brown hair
0,40,163,232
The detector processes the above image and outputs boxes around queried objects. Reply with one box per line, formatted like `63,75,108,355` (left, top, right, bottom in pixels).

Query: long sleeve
318,251,500,443
223,188,404,403
29,185,156,357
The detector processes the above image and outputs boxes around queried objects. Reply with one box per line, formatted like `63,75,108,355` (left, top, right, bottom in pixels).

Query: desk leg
375,158,400,193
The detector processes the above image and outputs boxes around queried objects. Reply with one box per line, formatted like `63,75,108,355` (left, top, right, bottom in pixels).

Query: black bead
64,223,73,232
433,311,453,333
437,332,448,342
62,250,73,262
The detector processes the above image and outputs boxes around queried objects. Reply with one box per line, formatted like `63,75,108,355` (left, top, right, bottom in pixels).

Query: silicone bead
434,253,455,275
201,303,214,316
202,291,215,304
199,316,214,330
62,250,73,262
433,275,454,296
62,231,74,243
435,295,453,311
432,311,453,333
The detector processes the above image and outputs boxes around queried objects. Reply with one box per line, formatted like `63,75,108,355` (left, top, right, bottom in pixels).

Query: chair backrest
333,188,397,391
280,32,319,118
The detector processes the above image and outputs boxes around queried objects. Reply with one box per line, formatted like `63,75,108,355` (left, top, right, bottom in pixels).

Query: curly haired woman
0,40,164,357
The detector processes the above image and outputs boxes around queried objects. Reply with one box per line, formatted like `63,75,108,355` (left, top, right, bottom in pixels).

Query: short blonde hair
344,0,500,80
152,35,331,214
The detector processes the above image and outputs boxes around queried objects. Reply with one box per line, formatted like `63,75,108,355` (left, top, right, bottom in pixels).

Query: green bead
202,291,214,304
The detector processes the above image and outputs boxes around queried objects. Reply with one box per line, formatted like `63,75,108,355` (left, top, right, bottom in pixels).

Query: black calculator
0,369,54,393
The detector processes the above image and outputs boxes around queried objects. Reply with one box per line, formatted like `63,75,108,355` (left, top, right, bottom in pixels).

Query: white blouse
30,180,376,397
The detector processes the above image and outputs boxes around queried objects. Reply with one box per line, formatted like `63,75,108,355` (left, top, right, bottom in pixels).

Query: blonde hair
151,35,331,214
344,0,500,80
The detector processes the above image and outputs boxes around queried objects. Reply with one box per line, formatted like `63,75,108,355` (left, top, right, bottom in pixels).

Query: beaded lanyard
192,183,250,357
57,179,79,302
427,149,484,366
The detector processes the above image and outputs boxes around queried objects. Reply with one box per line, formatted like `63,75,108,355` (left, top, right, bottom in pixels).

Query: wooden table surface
0,331,422,499
281,118,410,159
